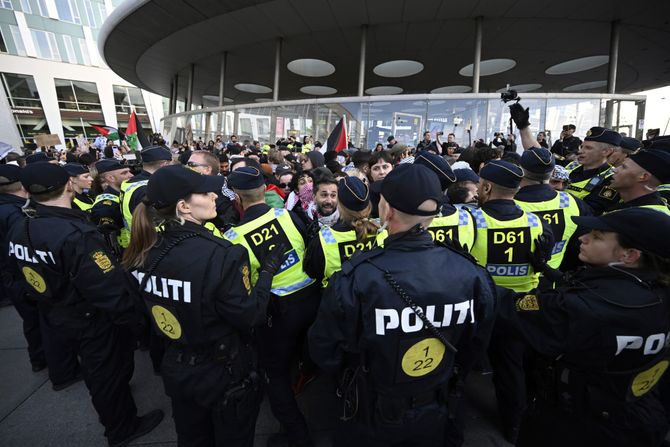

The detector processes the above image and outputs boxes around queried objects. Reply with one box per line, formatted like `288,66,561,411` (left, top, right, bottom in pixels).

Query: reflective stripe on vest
224,208,314,296
318,226,376,288
427,207,475,251
638,204,670,216
469,208,543,292
566,164,613,200
119,179,149,248
515,191,579,268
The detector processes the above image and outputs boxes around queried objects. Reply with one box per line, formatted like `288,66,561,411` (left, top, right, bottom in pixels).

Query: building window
83,0,97,27
98,2,107,20
9,25,26,56
62,35,76,64
30,29,60,61
0,28,7,53
36,0,48,16
55,78,105,140
113,85,152,131
55,0,81,24
0,0,12,10
78,38,90,65
1,72,51,144
20,0,31,14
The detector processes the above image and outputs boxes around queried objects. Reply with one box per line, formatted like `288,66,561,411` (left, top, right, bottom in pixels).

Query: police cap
95,159,126,174
63,163,89,177
454,168,480,184
371,164,442,216
479,160,523,189
414,151,456,190
628,149,670,183
584,127,622,147
573,208,670,259
140,145,172,163
619,136,641,153
227,166,265,190
351,149,371,166
0,164,21,186
338,176,369,212
25,152,53,164
520,147,555,174
642,135,670,152
146,164,221,209
20,162,69,195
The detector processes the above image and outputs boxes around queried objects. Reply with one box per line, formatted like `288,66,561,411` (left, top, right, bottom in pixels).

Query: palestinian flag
323,116,347,153
125,111,141,151
89,124,121,141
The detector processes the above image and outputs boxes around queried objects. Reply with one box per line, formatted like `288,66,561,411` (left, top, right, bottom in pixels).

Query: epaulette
340,246,384,275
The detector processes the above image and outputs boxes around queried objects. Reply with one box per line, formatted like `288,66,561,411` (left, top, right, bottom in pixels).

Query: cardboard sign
34,134,62,147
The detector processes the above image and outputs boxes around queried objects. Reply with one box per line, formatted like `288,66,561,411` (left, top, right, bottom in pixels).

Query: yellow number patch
401,338,445,377
22,266,46,294
90,251,114,273
151,305,182,340
516,294,540,311
631,360,668,397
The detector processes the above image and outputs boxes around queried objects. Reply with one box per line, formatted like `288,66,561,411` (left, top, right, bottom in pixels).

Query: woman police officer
122,164,285,447
303,176,379,287
497,207,670,447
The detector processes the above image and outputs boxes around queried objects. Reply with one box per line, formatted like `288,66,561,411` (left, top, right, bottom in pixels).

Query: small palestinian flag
323,116,348,153
89,124,121,141
125,111,142,151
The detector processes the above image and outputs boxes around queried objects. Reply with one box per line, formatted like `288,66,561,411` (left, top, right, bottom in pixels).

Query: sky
635,86,670,136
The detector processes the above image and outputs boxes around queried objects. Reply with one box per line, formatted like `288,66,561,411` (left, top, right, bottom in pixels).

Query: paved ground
0,304,511,446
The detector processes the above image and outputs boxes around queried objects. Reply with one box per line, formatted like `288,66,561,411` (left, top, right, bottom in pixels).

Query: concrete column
273,38,282,102
357,25,367,97
218,52,227,107
607,20,620,94
472,17,483,93
186,64,194,111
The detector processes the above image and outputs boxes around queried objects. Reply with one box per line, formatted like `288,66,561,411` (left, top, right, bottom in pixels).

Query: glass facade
1,72,51,143
161,94,646,150
113,84,153,131
54,78,104,141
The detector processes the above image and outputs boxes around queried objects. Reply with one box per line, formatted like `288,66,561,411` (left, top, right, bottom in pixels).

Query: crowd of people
1,101,670,447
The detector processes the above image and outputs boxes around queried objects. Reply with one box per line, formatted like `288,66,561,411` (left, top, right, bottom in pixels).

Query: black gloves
528,236,564,283
509,103,530,130
260,243,288,275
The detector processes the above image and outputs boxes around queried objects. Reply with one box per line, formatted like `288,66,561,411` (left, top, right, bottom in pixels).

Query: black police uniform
550,135,581,163
309,227,496,447
567,162,619,214
132,220,269,447
498,266,670,447
612,192,669,211
7,201,148,445
0,189,45,369
308,164,496,447
91,185,125,253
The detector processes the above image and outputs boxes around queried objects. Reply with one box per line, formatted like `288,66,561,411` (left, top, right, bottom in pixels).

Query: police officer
565,127,621,214
514,148,592,270
63,163,94,212
497,208,670,447
550,124,581,164
304,176,379,288
224,166,319,447
91,159,134,253
308,163,496,447
0,164,44,371
468,160,554,443
414,151,476,250
609,149,670,214
639,135,670,204
119,145,172,248
608,136,640,168
6,162,163,446
122,164,283,447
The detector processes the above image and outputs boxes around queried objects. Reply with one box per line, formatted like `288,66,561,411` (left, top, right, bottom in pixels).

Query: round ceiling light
459,59,516,77
300,85,337,95
373,60,424,78
287,58,335,77
431,85,472,93
234,83,272,94
546,55,609,75
365,86,403,95
202,95,234,103
563,80,608,92
495,83,543,93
